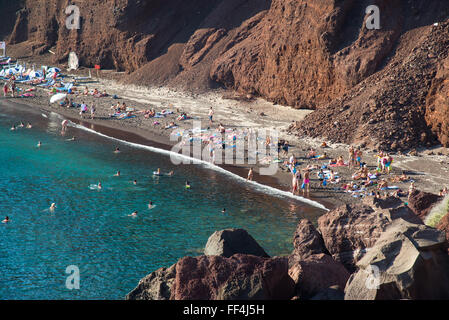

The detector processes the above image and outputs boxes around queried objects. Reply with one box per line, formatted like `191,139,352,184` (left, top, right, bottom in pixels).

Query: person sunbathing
443,187,448,196
83,87,89,95
336,156,345,166
307,149,316,158
317,152,328,160
165,122,177,129
378,179,388,190
218,124,226,133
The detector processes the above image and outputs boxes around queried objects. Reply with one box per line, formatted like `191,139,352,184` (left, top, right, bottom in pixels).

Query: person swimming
129,211,138,217
133,180,137,185
19,122,24,128
37,141,42,148
49,203,56,211
67,136,76,141
167,171,174,176
222,208,226,214
10,125,16,131
26,122,32,129
185,181,191,189
148,200,155,209
2,216,9,223
114,171,121,177
98,182,102,189
114,147,120,153
156,168,161,175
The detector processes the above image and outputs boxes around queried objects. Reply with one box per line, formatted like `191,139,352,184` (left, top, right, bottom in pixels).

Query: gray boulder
204,228,269,258
345,219,449,300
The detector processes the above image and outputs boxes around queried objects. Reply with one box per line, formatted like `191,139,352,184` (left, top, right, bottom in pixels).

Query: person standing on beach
348,146,354,169
91,104,96,119
80,102,87,119
292,173,298,195
247,168,254,181
208,107,214,126
302,169,310,195
10,80,15,97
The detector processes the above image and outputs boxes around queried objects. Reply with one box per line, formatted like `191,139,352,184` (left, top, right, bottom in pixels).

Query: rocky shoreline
126,190,449,300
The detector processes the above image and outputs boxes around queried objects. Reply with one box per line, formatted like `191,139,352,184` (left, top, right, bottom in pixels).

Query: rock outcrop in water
172,254,294,300
3,1,449,149
126,264,176,300
204,228,270,258
127,197,449,300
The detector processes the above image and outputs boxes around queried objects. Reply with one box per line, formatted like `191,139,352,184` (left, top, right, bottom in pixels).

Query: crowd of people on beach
4,62,448,221
279,142,432,202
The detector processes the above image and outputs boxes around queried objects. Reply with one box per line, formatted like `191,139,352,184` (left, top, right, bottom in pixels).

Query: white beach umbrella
50,93,67,104
48,67,60,73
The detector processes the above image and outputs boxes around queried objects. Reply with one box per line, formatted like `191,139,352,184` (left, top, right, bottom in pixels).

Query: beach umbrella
50,93,67,104
47,67,60,73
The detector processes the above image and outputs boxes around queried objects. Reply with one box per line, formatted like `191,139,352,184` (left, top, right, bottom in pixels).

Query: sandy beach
2,68,449,211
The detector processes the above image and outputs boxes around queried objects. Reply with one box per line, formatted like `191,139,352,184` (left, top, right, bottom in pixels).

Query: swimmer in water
114,147,120,153
133,180,137,185
49,203,56,211
37,141,42,148
19,122,24,128
67,136,76,141
185,181,191,189
222,208,226,214
167,171,174,176
114,171,121,177
98,182,102,189
26,122,32,129
148,200,154,209
156,168,161,175
129,211,138,217
10,125,16,131
2,216,9,223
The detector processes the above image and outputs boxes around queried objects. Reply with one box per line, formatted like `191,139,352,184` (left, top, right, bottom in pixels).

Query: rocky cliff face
2,0,449,150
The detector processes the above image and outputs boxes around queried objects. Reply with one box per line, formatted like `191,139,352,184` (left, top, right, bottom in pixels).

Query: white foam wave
69,121,329,211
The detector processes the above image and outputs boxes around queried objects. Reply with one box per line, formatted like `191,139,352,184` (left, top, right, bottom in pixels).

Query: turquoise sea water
0,102,325,299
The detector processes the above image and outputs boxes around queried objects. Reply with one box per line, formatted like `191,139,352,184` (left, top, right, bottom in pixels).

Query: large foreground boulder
171,254,294,300
204,229,269,258
317,203,391,272
407,189,442,221
126,264,177,300
363,196,423,224
288,253,350,300
345,219,449,300
291,219,328,259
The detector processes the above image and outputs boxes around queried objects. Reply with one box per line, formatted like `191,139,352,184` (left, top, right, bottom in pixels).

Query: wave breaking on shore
67,120,329,211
